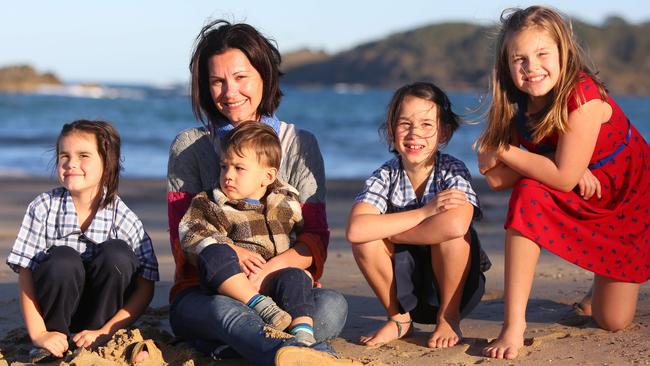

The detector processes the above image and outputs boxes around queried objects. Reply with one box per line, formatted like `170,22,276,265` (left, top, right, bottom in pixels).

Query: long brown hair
56,120,122,208
476,6,606,152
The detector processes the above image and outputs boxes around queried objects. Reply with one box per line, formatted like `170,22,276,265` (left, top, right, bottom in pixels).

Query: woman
166,20,351,366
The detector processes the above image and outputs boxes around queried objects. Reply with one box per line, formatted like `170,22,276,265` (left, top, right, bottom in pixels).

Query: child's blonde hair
476,5,607,152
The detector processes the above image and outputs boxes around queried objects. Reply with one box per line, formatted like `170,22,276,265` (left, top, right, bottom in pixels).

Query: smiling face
57,131,104,200
507,27,561,110
219,147,276,201
209,48,264,125
393,96,441,171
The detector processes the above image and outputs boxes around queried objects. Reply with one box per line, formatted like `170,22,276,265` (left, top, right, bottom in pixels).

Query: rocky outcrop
0,65,61,92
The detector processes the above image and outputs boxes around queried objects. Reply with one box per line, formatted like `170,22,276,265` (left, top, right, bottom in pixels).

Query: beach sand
0,177,648,365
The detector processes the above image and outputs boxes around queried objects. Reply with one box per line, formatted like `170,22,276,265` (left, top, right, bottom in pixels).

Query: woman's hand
228,244,266,276
478,149,501,175
72,328,110,349
422,189,468,217
577,169,601,200
32,330,68,358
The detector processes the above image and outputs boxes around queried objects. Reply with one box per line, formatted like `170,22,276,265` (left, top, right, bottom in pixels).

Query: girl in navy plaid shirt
7,120,158,362
347,82,488,349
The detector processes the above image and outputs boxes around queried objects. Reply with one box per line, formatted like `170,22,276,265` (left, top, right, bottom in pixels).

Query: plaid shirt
179,180,303,265
7,187,159,281
355,152,491,271
355,152,481,216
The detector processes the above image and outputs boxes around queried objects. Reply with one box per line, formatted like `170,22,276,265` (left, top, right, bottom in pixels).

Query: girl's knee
351,239,392,261
94,239,138,272
593,312,634,332
37,246,84,281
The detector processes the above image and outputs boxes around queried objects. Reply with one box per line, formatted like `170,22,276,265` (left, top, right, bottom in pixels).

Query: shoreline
0,177,648,365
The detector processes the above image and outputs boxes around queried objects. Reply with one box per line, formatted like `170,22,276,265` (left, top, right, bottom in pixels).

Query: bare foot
132,350,149,364
427,318,462,348
359,316,412,346
482,323,526,360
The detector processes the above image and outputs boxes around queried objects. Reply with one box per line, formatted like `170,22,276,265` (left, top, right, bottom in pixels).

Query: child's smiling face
507,27,561,110
394,96,441,171
57,131,104,199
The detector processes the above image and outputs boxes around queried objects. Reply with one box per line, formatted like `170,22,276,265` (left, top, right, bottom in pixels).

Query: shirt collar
392,152,440,207
56,188,114,244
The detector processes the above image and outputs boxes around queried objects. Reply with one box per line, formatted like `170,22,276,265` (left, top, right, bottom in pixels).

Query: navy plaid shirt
7,187,159,281
355,152,490,271
355,152,481,217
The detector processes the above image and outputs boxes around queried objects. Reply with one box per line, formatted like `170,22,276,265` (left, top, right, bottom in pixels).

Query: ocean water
0,85,648,179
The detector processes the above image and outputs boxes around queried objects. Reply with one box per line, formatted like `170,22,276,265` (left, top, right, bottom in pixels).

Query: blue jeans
169,286,347,366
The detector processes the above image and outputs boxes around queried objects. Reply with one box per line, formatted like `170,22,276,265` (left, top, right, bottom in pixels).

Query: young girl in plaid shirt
7,120,158,362
347,82,489,348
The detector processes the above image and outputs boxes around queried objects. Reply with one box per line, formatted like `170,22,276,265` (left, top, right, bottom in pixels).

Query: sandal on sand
388,317,414,338
558,303,591,326
129,339,164,366
275,346,363,366
572,302,588,316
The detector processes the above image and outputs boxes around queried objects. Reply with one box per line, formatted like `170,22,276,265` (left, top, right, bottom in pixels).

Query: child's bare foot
482,323,526,360
427,317,462,348
132,350,149,364
359,315,412,346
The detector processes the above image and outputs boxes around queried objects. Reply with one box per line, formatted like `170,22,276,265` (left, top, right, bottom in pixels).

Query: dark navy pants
197,244,315,318
32,239,139,335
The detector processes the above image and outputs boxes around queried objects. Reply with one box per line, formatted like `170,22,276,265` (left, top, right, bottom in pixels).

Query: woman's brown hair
190,19,283,127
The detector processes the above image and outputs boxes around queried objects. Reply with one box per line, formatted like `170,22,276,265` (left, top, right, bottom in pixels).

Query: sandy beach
0,177,648,365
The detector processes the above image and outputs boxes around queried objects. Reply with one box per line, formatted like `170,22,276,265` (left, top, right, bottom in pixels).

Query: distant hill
0,65,61,92
282,17,650,95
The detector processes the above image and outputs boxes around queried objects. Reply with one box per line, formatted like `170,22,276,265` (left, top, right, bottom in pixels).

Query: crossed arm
346,189,474,246
478,99,609,198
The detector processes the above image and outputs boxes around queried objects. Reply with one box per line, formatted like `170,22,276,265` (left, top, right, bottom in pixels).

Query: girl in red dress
475,5,649,360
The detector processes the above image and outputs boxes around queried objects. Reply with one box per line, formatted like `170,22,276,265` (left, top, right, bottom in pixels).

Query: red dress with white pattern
505,75,650,283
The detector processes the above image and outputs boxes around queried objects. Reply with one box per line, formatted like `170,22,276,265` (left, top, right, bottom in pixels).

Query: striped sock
246,293,264,308
290,323,316,345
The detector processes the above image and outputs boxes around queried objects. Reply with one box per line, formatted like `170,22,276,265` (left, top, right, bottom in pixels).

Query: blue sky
1,0,647,84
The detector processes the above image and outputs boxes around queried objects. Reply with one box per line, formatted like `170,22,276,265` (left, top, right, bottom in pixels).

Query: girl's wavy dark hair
56,120,122,208
381,81,460,154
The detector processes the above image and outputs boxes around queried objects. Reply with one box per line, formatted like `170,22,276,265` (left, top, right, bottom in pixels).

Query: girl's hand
72,328,110,349
478,149,501,175
228,244,266,276
577,169,601,200
423,189,468,217
33,330,68,358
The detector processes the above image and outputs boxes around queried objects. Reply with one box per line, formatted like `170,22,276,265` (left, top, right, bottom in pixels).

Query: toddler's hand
577,169,601,200
33,330,68,358
73,328,110,349
424,189,468,216
478,149,500,174
229,244,266,276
